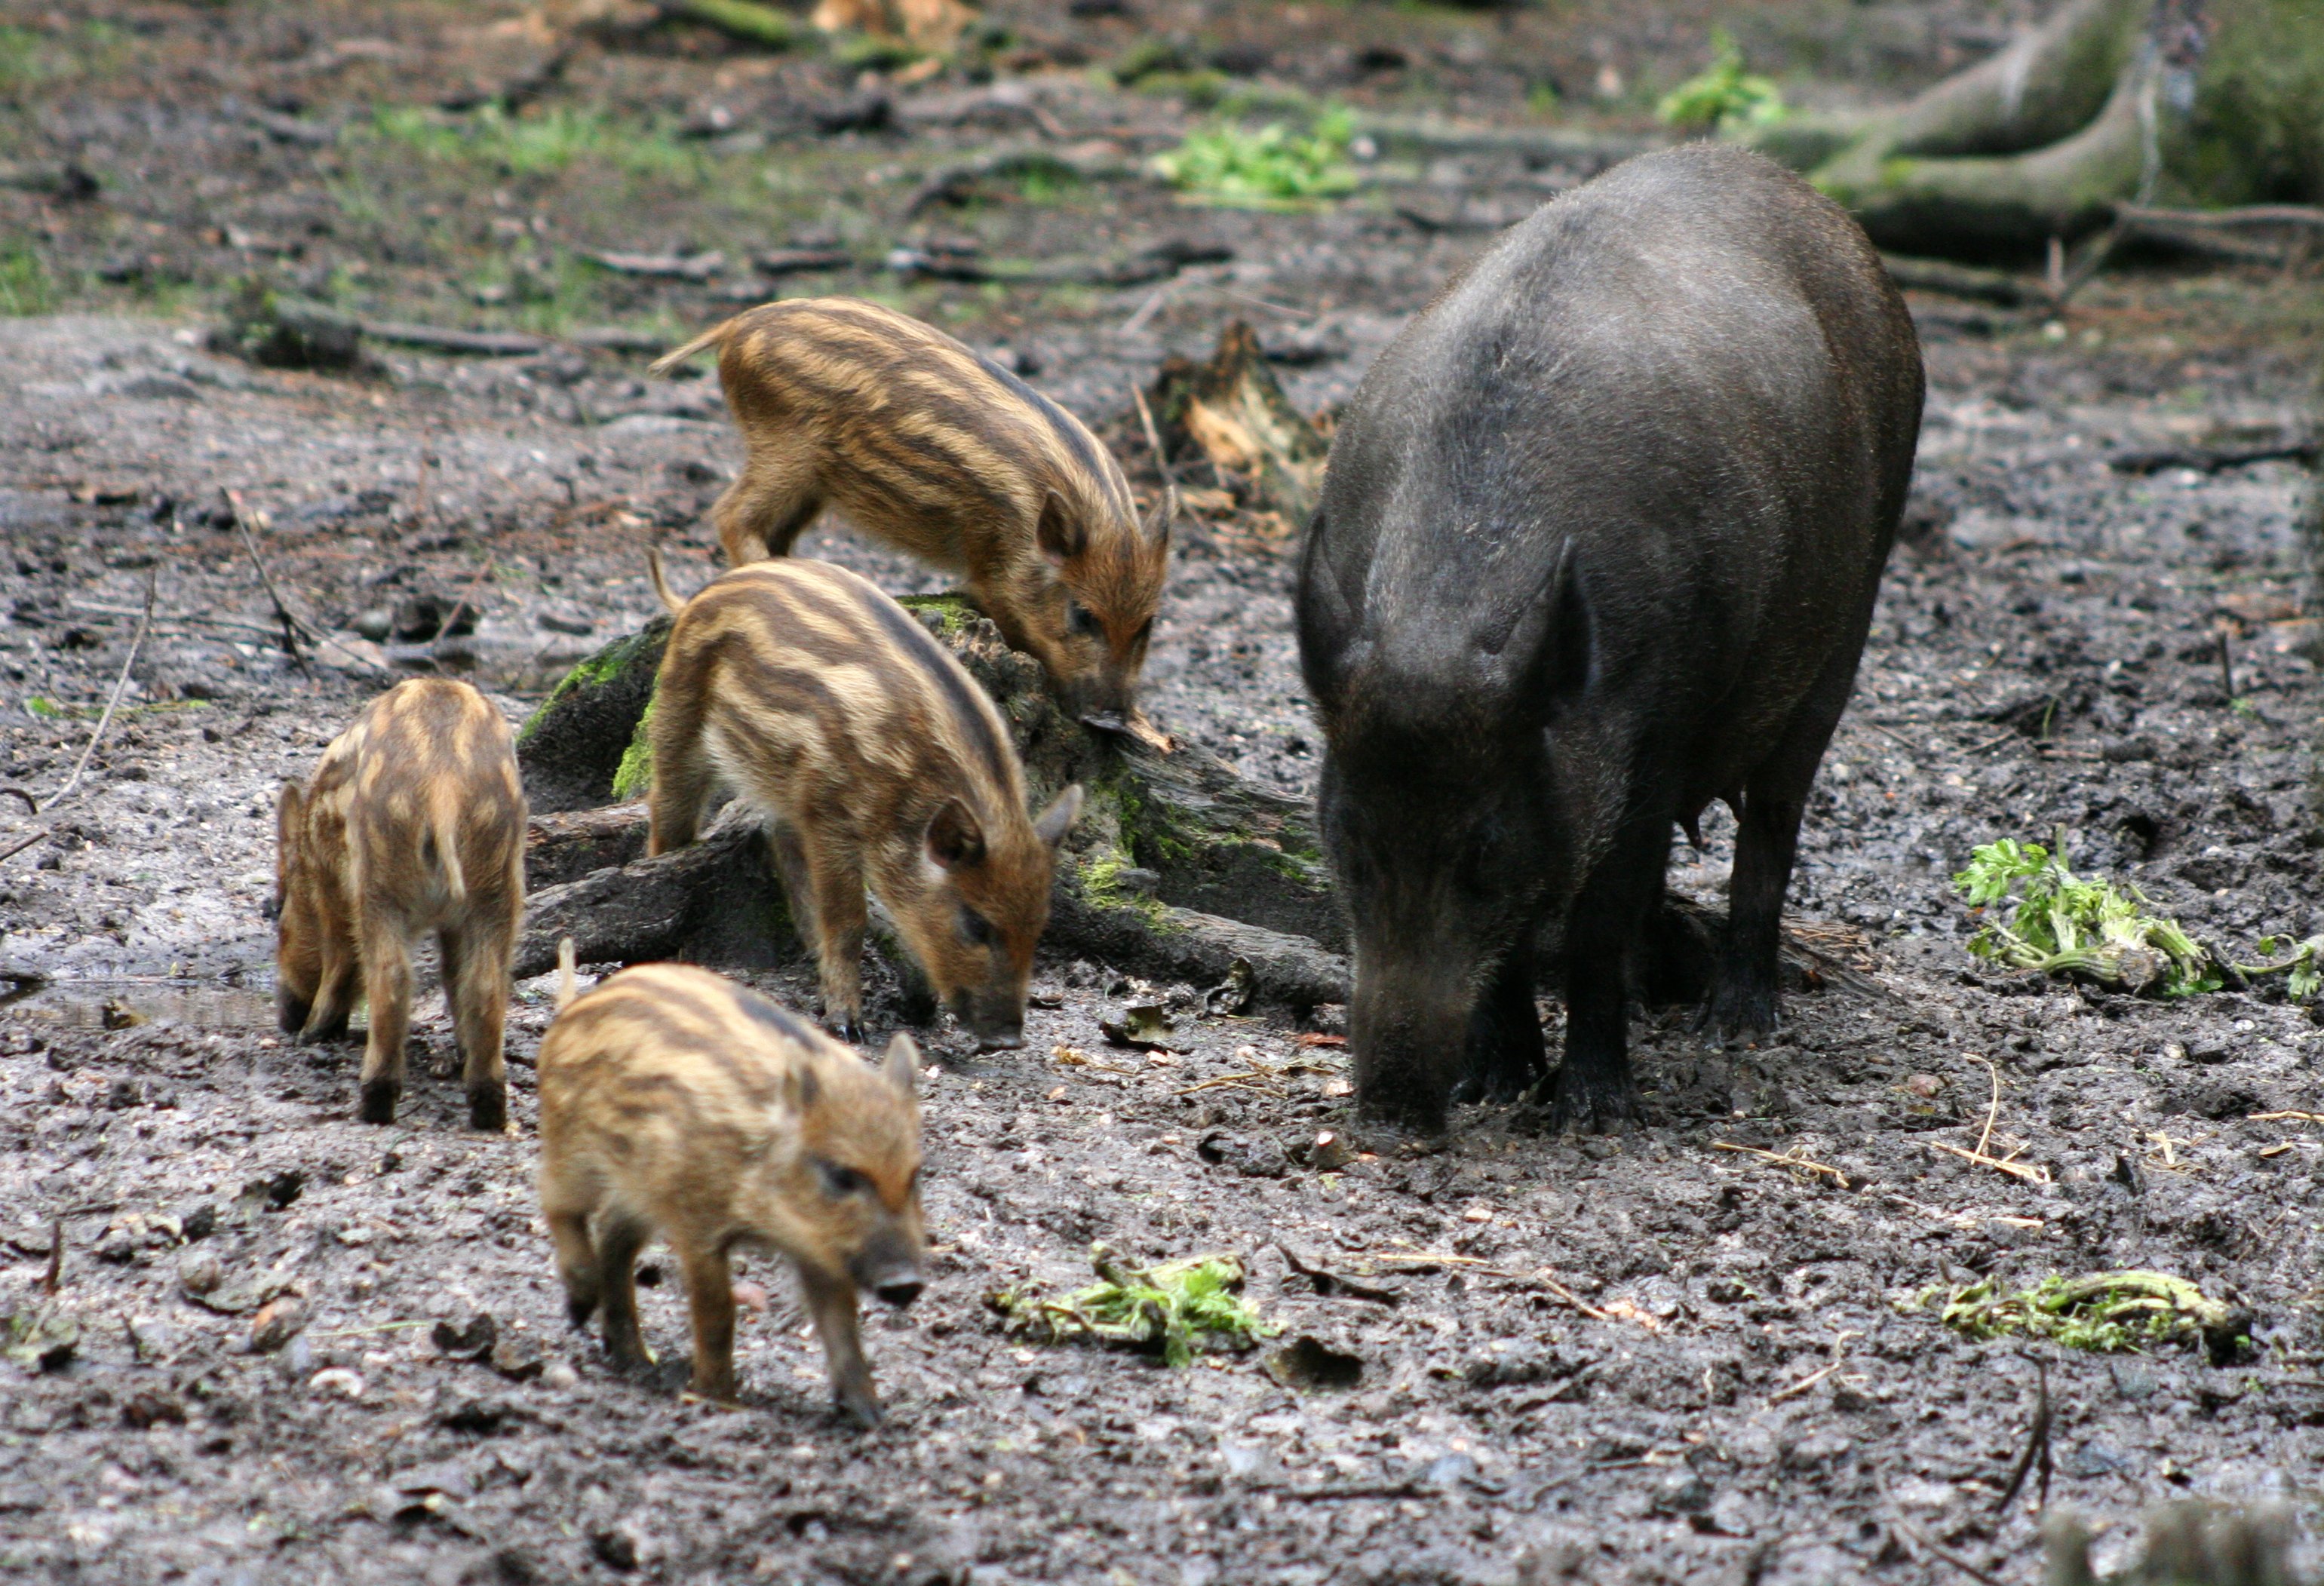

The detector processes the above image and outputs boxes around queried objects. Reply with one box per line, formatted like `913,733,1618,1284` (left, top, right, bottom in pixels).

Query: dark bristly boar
1296,146,1924,1134
275,676,528,1130
644,556,1082,1049
536,943,925,1425
650,296,1171,720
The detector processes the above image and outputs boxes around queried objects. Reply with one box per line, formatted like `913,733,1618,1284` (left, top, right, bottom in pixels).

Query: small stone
178,1250,223,1296
248,1296,308,1354
309,1367,366,1399
540,1362,579,1392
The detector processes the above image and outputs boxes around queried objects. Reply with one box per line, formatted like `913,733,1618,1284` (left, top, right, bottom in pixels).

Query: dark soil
3,5,2322,1584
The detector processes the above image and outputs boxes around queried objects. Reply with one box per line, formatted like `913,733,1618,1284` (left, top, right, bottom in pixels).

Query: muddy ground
4,4,2324,1584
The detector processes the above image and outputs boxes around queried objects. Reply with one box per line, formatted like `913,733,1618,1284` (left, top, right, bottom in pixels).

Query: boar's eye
957,907,997,947
814,1158,870,1198
1065,598,1102,639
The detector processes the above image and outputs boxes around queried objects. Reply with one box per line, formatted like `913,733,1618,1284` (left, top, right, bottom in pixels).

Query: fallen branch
665,0,794,49
227,489,392,676
1347,112,1659,171
585,249,726,281
360,320,546,357
904,143,1147,216
38,569,155,813
1712,1140,1853,1189
1882,253,2044,307
2108,436,2319,474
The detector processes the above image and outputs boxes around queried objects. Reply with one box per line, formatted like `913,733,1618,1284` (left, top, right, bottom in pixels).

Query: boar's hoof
299,1011,350,1045
836,1391,885,1429
565,1293,599,1329
1545,1070,1641,1136
277,989,310,1035
828,1015,865,1045
1702,978,1782,1042
468,1082,508,1133
358,1078,401,1126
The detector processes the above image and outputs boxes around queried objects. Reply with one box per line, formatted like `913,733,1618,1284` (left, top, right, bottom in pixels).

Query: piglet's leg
596,1216,652,1374
678,1242,739,1403
798,1264,879,1428
355,917,412,1125
300,928,358,1045
805,846,869,1045
713,439,821,566
541,1172,602,1328
441,919,511,1132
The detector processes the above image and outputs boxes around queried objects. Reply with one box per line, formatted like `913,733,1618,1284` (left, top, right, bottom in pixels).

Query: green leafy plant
1656,27,1786,133
0,241,55,317
1903,1271,2247,1361
2246,933,2324,1000
1953,830,2219,995
987,1245,1278,1367
1152,106,1358,208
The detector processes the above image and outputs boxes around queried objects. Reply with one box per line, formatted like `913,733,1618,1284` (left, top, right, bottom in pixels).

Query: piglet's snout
871,1273,925,1308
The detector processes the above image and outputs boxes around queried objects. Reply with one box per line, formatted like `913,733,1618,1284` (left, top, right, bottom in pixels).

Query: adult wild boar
1296,146,1923,1133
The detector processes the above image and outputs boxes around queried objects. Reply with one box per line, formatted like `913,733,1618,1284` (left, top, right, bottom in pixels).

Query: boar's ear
1036,491,1087,568
1500,539,1593,718
925,799,987,870
881,1032,920,1093
1033,784,1084,850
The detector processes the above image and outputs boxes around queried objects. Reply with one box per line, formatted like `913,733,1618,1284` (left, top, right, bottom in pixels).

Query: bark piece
1146,321,1329,526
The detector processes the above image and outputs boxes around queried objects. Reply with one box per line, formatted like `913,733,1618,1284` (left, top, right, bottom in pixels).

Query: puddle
0,977,283,1031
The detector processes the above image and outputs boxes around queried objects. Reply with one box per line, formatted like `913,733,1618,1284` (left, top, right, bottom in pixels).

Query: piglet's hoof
827,1015,865,1045
359,1078,401,1125
835,1391,885,1430
468,1082,508,1134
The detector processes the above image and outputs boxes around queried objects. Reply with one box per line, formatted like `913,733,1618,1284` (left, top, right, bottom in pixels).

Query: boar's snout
870,1273,924,1308
951,987,1026,1051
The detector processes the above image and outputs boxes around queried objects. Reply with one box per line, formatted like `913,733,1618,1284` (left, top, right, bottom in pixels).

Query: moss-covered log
514,615,669,813
1791,0,2324,258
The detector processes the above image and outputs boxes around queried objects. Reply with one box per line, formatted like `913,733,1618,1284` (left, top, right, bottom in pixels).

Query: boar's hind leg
678,1241,740,1403
441,921,511,1132
1456,949,1546,1104
355,918,413,1124
1549,818,1671,1133
1709,704,1844,1038
713,442,823,566
799,1264,880,1428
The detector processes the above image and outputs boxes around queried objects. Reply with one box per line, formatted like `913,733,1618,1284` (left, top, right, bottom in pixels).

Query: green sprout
987,1245,1279,1367
1952,830,2219,996
1151,106,1358,209
1903,1271,2246,1359
1656,27,1787,133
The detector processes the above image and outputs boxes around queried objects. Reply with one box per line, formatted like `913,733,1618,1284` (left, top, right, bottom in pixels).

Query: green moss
1076,850,1172,929
895,591,981,639
610,692,656,802
517,624,664,744
1109,778,1196,868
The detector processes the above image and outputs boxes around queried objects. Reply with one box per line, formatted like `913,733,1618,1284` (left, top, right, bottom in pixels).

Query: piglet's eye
958,907,996,947
815,1158,869,1198
1066,600,1102,638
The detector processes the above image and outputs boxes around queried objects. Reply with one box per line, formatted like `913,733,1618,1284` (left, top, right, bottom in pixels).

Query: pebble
540,1362,579,1392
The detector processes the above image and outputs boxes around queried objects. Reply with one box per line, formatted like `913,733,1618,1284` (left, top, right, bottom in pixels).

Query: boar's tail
554,937,578,1011
647,320,733,378
421,791,467,907
646,545,685,615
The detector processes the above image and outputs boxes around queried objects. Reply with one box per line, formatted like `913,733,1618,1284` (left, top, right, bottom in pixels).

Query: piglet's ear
277,783,304,840
1033,784,1083,851
926,799,987,870
1036,492,1086,568
1144,485,1176,552
882,1032,919,1092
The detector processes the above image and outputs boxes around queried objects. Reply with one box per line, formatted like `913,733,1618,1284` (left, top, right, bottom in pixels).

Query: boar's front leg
797,1263,880,1428
1455,948,1546,1104
1549,817,1671,1132
677,1241,740,1403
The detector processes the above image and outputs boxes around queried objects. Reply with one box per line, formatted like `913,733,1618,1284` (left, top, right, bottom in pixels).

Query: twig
1712,1140,1853,1189
1993,1357,2052,1513
1969,1054,2001,1161
38,569,155,813
2218,628,2237,701
0,787,35,813
1929,1140,2052,1185
1768,1361,1841,1403
2250,1110,2324,1124
1887,1509,2009,1586
0,829,46,864
39,1217,61,1295
226,489,392,676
